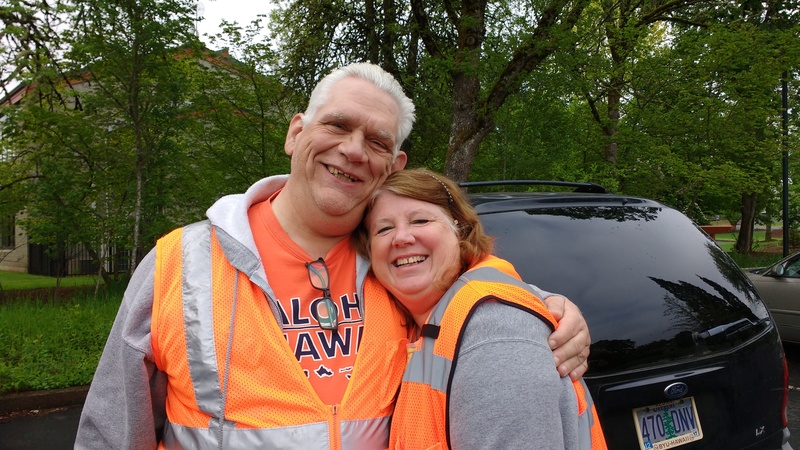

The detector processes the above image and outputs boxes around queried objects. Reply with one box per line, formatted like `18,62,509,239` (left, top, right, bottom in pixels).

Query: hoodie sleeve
75,248,167,450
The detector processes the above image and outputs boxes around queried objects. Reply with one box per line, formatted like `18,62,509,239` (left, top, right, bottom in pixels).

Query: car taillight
782,354,789,427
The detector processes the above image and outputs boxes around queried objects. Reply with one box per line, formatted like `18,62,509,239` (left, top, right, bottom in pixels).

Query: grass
714,230,780,250
0,274,122,395
0,271,102,290
727,251,786,269
713,230,793,268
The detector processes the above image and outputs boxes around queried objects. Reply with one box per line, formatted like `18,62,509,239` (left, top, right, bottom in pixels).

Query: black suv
463,181,791,450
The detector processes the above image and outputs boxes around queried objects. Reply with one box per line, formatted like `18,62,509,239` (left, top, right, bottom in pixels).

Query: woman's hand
544,295,591,381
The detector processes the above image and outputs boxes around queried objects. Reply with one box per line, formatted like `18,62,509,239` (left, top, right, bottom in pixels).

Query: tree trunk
130,151,142,273
735,193,757,254
604,88,620,163
129,20,144,274
365,0,379,63
81,241,111,286
442,0,487,182
443,110,492,182
411,0,588,179
443,68,491,181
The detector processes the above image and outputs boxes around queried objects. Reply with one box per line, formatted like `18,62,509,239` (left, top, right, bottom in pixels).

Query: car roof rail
458,180,609,194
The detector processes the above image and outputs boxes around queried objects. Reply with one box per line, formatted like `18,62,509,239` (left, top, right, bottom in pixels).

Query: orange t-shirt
248,195,362,406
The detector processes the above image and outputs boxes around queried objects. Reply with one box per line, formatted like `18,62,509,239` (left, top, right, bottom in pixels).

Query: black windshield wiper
693,318,765,342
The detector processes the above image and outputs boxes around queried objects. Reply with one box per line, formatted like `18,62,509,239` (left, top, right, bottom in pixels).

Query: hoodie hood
206,175,289,256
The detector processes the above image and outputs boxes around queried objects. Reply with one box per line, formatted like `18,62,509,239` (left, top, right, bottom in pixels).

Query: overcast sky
194,0,273,44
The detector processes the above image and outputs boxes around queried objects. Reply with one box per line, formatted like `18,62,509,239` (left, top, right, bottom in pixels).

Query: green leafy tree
569,0,721,167
1,0,72,233
410,0,591,181
0,0,72,99
2,0,203,280
269,0,592,181
186,19,301,196
626,23,795,251
62,0,202,269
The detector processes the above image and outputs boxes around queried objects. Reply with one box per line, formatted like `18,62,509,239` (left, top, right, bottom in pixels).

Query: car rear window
478,204,772,375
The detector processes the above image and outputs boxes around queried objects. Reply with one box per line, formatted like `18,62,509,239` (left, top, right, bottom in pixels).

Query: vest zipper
329,404,341,450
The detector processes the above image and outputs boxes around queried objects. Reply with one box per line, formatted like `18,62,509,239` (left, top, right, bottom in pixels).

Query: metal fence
28,243,131,277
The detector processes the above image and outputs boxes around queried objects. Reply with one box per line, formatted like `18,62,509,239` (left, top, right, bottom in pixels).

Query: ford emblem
664,382,689,399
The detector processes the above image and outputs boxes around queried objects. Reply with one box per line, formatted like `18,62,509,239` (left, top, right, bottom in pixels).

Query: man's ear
391,151,407,172
284,113,304,156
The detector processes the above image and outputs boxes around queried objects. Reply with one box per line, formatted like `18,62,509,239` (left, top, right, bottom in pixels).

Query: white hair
302,62,416,159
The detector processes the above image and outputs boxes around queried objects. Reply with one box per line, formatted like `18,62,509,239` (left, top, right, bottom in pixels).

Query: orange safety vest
151,222,409,449
388,257,607,450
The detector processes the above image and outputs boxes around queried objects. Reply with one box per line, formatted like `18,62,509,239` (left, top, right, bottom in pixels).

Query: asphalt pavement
0,405,82,450
4,343,800,449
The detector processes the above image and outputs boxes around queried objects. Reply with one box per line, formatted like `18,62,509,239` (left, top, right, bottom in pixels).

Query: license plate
633,397,703,450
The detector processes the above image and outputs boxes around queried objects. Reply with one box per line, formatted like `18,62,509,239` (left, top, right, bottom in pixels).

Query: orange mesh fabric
590,402,608,449
391,382,448,449
574,380,608,449
574,378,589,414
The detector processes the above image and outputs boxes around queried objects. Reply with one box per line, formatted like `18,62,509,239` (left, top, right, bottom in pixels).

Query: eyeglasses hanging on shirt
305,258,339,331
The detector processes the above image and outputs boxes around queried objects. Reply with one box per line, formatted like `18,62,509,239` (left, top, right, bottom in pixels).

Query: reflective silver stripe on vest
163,421,330,449
342,416,392,449
162,417,390,449
402,341,452,393
180,222,224,418
427,266,551,333
428,266,539,328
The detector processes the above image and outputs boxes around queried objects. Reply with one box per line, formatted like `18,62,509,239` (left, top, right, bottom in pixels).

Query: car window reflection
480,206,771,375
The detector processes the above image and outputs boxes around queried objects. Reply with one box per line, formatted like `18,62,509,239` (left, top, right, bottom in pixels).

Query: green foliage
473,86,588,182
789,184,800,246
0,156,27,225
0,292,122,394
186,20,299,195
0,271,101,290
592,20,797,223
59,0,205,256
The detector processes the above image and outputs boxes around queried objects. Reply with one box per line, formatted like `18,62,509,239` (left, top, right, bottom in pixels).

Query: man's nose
340,133,368,162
